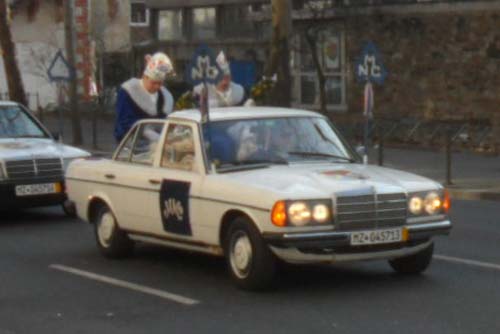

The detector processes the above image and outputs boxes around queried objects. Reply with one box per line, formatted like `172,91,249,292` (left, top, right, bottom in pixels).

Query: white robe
193,82,245,108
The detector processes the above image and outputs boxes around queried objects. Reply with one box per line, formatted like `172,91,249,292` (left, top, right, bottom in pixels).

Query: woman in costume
114,52,175,142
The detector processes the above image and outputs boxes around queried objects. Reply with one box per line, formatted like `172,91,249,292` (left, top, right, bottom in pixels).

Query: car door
105,121,166,231
139,120,205,241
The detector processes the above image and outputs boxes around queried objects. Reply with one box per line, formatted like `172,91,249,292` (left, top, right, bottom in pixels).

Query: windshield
207,116,355,169
0,105,47,139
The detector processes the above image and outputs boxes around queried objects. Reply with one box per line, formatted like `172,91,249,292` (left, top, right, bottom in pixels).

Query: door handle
149,179,161,185
104,174,115,180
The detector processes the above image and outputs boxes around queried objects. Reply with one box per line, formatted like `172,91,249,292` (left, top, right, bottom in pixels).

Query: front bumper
0,179,66,210
263,220,451,264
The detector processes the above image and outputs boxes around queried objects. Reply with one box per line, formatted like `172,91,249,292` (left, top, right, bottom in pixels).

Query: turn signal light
443,190,451,213
271,201,287,227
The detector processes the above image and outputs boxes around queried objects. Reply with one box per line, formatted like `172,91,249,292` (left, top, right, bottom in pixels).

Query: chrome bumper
263,220,451,264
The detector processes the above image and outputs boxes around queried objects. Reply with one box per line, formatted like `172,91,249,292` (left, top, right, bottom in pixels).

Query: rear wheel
94,205,134,258
224,217,276,290
389,242,434,274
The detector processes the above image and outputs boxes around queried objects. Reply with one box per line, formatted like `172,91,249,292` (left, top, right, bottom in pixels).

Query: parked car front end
0,102,90,211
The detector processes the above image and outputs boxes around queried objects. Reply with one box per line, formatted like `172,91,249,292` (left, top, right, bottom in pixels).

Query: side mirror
50,131,61,142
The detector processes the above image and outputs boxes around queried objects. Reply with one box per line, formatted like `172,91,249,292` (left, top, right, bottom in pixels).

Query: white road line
49,264,200,306
434,254,500,271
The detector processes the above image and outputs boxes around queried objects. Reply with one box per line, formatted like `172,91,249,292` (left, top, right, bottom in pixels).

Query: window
161,124,197,172
131,124,164,165
292,30,347,111
115,123,164,165
0,106,47,138
130,1,149,27
115,126,138,162
219,5,255,39
192,7,216,40
158,10,183,40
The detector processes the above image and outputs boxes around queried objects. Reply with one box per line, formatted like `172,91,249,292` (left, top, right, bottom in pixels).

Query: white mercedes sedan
0,101,90,213
66,107,451,290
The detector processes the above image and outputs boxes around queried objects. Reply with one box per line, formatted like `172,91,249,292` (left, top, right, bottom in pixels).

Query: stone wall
342,7,500,146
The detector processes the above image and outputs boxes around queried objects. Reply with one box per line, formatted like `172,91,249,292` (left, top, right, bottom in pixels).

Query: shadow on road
125,244,440,296
0,207,74,227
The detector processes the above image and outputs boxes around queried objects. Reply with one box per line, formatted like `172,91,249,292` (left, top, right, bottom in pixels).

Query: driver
236,122,296,161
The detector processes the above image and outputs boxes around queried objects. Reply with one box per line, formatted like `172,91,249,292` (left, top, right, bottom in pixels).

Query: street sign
355,42,388,85
47,50,73,82
186,44,222,86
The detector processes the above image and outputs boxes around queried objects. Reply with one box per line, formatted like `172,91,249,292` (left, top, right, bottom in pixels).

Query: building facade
128,0,499,146
0,0,132,108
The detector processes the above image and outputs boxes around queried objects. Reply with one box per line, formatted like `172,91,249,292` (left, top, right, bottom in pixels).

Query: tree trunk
265,0,292,107
64,0,83,145
0,0,27,106
305,28,327,115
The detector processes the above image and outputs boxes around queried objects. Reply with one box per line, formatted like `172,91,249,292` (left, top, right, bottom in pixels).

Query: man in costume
114,52,175,142
193,51,245,108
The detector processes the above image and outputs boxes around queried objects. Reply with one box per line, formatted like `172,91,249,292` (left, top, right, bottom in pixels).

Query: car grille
335,192,407,231
5,158,63,181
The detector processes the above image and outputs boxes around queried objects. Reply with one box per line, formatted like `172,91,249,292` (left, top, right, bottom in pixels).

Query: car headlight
408,190,450,216
272,199,332,227
408,196,423,215
424,191,442,215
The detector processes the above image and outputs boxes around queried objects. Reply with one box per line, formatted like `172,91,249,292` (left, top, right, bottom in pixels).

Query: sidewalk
41,113,500,202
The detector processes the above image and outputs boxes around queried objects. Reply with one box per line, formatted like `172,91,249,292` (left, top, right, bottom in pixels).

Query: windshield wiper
287,151,355,163
221,158,289,167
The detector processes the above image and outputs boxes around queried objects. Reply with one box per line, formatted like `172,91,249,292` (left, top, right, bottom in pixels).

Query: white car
66,107,451,290
0,101,90,213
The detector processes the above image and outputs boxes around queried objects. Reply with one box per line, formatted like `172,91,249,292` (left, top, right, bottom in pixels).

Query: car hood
218,162,441,199
0,138,90,161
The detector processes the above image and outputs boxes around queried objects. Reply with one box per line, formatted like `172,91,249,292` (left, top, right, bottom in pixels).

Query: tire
224,217,277,290
389,242,434,275
94,205,134,258
62,200,77,218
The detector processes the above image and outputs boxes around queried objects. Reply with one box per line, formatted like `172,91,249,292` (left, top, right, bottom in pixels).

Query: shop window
158,10,184,40
292,30,347,111
130,1,149,27
192,7,216,40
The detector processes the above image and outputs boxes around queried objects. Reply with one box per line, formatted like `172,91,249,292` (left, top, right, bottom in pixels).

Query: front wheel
389,242,434,274
94,205,134,258
224,217,277,290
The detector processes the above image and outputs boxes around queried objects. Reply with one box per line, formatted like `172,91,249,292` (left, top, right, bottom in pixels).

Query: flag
363,82,374,119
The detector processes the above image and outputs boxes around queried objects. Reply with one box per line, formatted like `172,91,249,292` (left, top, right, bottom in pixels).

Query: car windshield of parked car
209,117,354,169
0,106,47,138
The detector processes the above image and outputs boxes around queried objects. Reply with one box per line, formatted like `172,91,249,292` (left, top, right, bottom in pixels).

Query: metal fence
336,0,497,6
336,117,495,152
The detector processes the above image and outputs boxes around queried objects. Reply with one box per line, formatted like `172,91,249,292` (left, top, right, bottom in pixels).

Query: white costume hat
216,51,231,76
144,52,175,81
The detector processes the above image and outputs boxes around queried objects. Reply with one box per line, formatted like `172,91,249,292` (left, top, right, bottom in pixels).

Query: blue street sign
355,42,388,85
47,50,74,82
186,44,223,86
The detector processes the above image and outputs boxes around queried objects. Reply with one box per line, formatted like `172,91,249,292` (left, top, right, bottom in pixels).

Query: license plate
350,228,407,246
15,183,61,197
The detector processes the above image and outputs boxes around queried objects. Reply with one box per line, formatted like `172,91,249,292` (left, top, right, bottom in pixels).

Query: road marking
434,254,500,271
49,264,200,306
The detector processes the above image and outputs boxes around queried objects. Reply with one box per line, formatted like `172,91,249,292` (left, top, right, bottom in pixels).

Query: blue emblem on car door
160,180,192,236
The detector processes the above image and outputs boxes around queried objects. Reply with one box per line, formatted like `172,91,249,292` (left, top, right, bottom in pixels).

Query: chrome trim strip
280,220,451,240
406,220,452,232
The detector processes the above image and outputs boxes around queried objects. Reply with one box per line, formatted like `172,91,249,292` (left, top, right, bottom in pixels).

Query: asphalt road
1,200,499,334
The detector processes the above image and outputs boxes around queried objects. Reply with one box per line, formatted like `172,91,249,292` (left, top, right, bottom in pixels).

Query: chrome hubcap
230,231,253,279
98,211,115,248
